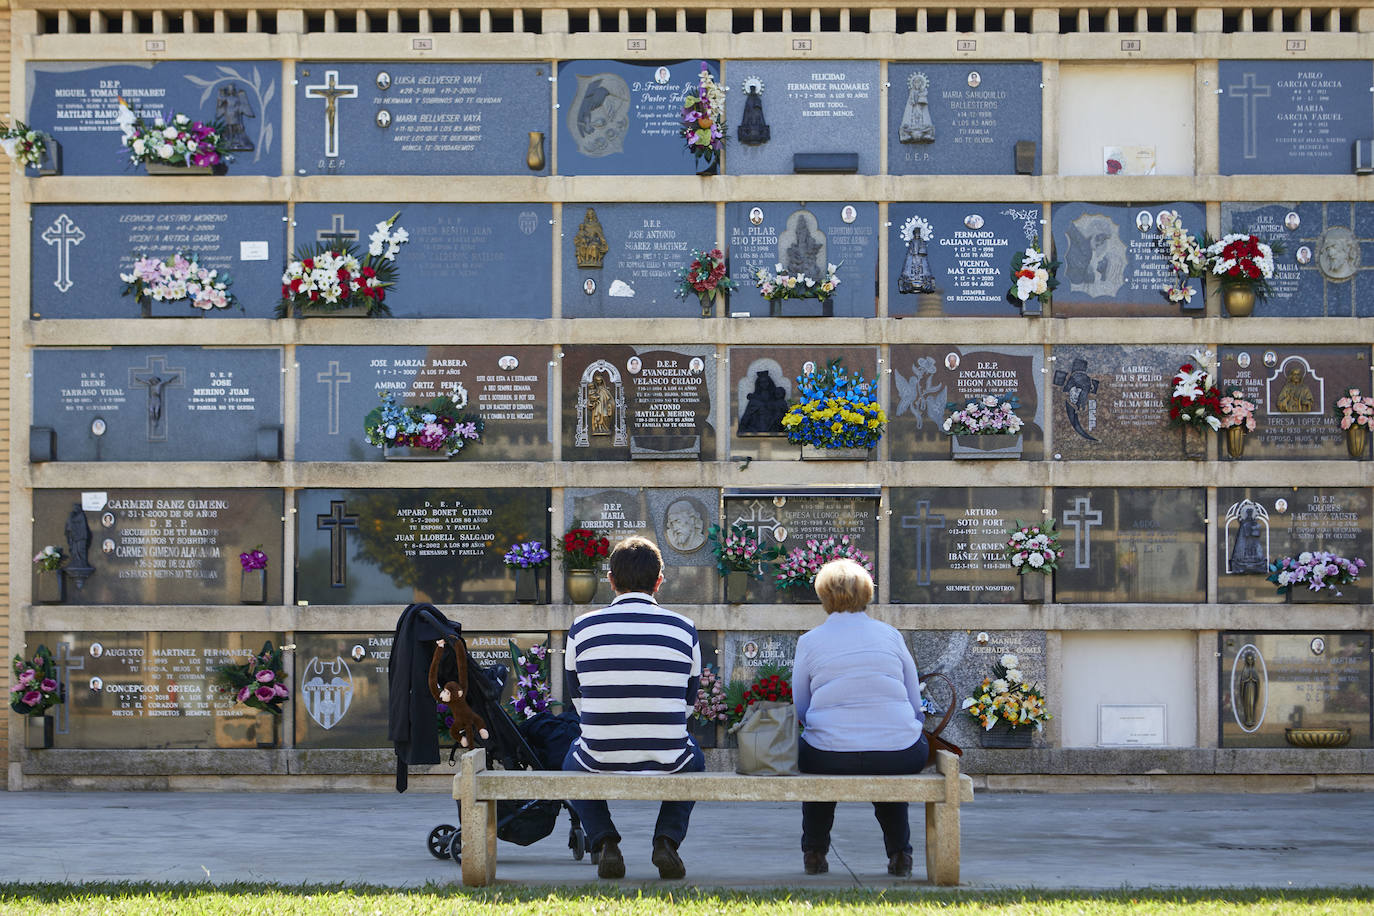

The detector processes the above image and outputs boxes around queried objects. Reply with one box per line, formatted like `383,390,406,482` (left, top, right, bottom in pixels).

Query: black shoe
803,850,829,875
651,835,686,880
596,838,625,879
887,851,913,877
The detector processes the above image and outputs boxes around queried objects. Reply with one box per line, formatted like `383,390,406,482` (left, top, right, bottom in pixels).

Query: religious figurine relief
216,84,256,151
300,655,355,730
899,72,935,144
568,72,631,158
892,357,947,427
737,77,771,145
64,503,96,590
188,67,277,161
737,364,790,435
1316,226,1360,281
779,210,827,283
897,215,936,295
1266,358,1323,415
575,360,628,447
1053,357,1100,442
574,208,610,269
1224,499,1270,574
1062,213,1128,298
663,498,708,553
1232,646,1266,731
130,356,185,443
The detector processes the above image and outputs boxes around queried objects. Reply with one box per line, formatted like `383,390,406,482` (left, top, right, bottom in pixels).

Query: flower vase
768,297,784,318
525,131,546,171
696,156,719,176
240,568,266,604
1222,283,1256,318
950,433,1023,459
384,444,449,460
25,134,61,176
699,291,716,319
724,570,749,603
140,296,203,319
979,722,1034,749
1020,572,1048,604
1346,424,1369,459
1181,426,1205,460
1288,586,1356,604
565,569,599,604
35,570,65,604
1223,426,1247,459
25,714,54,749
514,568,540,604
801,444,871,460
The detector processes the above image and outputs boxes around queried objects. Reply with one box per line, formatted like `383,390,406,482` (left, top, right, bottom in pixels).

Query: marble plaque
907,629,1048,750
721,631,802,687
729,346,879,460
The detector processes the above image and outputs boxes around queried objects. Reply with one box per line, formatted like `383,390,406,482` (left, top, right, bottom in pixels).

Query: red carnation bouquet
675,247,738,316
725,664,793,725
1168,349,1223,433
557,527,610,571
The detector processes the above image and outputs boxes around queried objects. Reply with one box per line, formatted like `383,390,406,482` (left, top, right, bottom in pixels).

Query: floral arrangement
961,653,1051,731
1205,233,1278,301
9,646,63,717
1169,350,1223,432
706,522,775,578
675,248,738,313
1333,388,1374,431
212,641,290,715
681,62,725,169
1003,520,1063,576
752,262,841,302
692,665,730,725
942,394,1024,436
1006,240,1059,309
558,528,610,571
725,665,793,725
781,359,886,450
507,641,558,720
239,546,268,571
116,98,229,170
32,545,64,573
277,212,409,318
120,252,236,312
1219,390,1258,431
363,389,483,457
503,541,551,569
1267,551,1366,597
0,119,48,168
775,535,873,591
1156,210,1208,305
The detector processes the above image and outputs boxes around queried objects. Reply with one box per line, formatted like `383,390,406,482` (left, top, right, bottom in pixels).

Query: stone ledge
22,748,288,775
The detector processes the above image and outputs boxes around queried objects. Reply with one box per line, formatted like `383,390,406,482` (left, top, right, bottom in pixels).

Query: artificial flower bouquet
681,62,725,170
942,394,1024,436
9,645,63,716
239,546,268,571
363,389,484,457
506,641,558,720
120,251,237,312
774,535,873,590
1006,240,1059,310
116,98,229,170
1205,232,1278,300
752,262,841,302
213,641,290,715
692,665,730,725
503,541,551,570
558,528,610,571
1219,390,1258,431
1155,210,1208,305
1002,520,1063,577
0,119,49,169
1169,350,1223,432
1267,551,1366,597
725,665,793,725
781,359,886,450
961,653,1051,731
277,212,409,317
1333,388,1374,431
675,247,738,315
707,522,775,579
32,545,64,573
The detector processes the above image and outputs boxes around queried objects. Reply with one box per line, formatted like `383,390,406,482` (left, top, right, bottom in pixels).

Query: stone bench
453,747,973,886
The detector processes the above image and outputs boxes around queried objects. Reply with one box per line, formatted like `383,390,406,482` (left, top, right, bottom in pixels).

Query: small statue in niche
737,77,771,145
738,370,789,435
574,207,609,269
899,72,935,144
65,504,91,570
782,213,825,281
897,215,936,294
1276,364,1315,413
1229,505,1268,574
587,371,615,435
216,84,256,151
1237,650,1262,729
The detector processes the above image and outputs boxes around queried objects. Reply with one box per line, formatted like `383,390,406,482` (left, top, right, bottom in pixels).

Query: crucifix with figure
305,70,359,159
130,356,186,442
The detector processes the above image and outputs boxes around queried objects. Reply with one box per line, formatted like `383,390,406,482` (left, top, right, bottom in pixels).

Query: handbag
920,672,963,763
728,700,800,776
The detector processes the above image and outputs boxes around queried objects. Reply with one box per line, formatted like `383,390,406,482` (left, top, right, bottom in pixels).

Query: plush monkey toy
427,637,490,748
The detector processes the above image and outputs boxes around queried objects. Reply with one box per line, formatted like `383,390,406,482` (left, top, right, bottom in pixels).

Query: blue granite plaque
722,61,880,175
886,63,1042,175
561,203,715,317
27,61,281,176
294,62,551,176
30,204,286,320
1050,201,1205,317
295,345,551,462
294,203,552,318
33,347,283,462
726,202,877,317
556,60,718,176
889,203,1044,316
295,488,550,605
1219,61,1374,175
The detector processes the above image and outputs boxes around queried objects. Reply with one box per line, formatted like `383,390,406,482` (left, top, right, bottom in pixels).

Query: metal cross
317,500,359,587
1061,495,1103,569
1227,72,1271,161
900,499,946,587
41,213,85,293
304,70,359,159
316,213,360,246
51,641,85,735
129,355,186,442
315,360,352,436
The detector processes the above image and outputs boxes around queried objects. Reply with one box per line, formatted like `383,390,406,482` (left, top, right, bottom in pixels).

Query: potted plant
961,652,1051,748
1204,232,1279,318
277,212,409,318
1,118,58,175
32,544,65,604
363,389,483,460
707,522,775,603
774,535,873,594
213,641,290,746
944,394,1025,459
116,98,230,174
120,251,237,318
680,61,725,175
238,546,268,604
1155,209,1208,308
675,247,738,317
1168,350,1222,459
1333,388,1374,459
1002,520,1062,604
1267,551,1366,603
10,645,64,749
782,359,885,459
557,527,609,604
506,641,558,719
1218,389,1258,459
1006,238,1058,317
503,540,550,604
751,262,841,317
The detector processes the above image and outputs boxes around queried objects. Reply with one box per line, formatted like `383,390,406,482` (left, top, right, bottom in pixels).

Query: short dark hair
609,536,663,593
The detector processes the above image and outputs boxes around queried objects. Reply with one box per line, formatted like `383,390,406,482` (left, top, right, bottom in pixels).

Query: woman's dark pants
799,735,929,857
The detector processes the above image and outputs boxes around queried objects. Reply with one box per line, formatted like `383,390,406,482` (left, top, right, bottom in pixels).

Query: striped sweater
564,593,702,773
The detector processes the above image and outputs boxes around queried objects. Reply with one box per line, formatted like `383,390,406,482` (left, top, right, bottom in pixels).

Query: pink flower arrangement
1267,551,1366,597
692,667,730,724
1333,388,1374,431
213,641,290,716
1003,520,1064,576
1219,390,1258,431
120,251,236,312
774,535,873,590
9,645,63,717
116,98,230,169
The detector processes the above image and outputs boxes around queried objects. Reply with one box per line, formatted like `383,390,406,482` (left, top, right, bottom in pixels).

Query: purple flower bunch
1267,551,1366,597
116,98,231,169
775,535,873,590
239,546,268,571
680,61,725,168
213,641,290,716
508,642,557,720
503,540,551,570
692,666,729,723
9,645,63,717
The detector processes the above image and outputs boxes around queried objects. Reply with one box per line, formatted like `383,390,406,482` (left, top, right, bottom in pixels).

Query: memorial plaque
886,63,1042,175
1052,488,1206,604
25,632,283,749
1050,202,1205,316
557,60,719,176
722,61,880,175
560,203,715,317
728,346,879,460
560,345,715,460
31,204,286,320
721,632,801,687
294,62,550,176
907,629,1048,750
32,489,284,606
890,488,1045,604
294,203,552,318
295,488,549,605
565,488,717,605
296,346,551,462
889,203,1044,317
1219,61,1374,175
27,61,282,176
726,202,878,317
33,347,283,462
1219,202,1319,316
888,345,1045,460
722,489,879,605
1217,488,1372,603
1220,632,1372,748
1049,344,1196,462
1218,345,1369,460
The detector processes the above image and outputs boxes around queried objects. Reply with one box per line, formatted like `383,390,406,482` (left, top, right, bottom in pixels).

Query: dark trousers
562,740,705,852
799,735,930,858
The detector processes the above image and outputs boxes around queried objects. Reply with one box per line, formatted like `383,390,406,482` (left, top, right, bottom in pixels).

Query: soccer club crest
301,656,354,730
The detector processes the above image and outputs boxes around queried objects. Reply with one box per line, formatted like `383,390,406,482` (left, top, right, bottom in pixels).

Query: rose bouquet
1206,232,1278,301
503,541,551,569
692,665,730,725
213,641,290,715
781,359,886,450
1002,520,1063,577
558,528,610,571
120,251,237,312
943,394,1024,436
775,535,873,590
1267,551,1366,597
276,212,409,317
681,62,725,170
363,389,483,456
506,641,558,720
675,247,738,315
9,645,64,717
1155,210,1208,305
725,665,793,726
0,118,48,169
961,653,1051,731
1219,390,1258,431
32,545,64,573
239,546,268,571
1006,240,1059,310
116,98,230,170
1333,388,1374,431
707,522,775,578
1169,350,1223,432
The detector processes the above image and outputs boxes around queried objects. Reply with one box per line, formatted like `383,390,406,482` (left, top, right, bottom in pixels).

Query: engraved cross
900,499,945,587
1061,496,1103,569
317,500,359,587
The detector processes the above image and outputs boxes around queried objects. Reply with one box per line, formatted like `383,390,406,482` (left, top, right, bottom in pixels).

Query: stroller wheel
427,824,457,860
448,828,463,865
570,825,587,861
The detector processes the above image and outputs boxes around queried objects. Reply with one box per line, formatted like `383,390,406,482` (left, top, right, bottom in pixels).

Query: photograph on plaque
1218,345,1369,460
26,631,283,749
1218,61,1374,175
32,489,284,606
1220,632,1372,748
32,347,283,462
726,202,878,317
295,488,550,605
294,203,552,318
1051,487,1206,604
890,488,1044,604
30,204,287,320
295,345,551,462
907,629,1048,749
556,60,719,176
27,61,282,176
565,488,718,605
560,345,715,461
886,63,1042,176
888,203,1044,317
294,62,551,176
887,345,1044,461
1050,202,1205,316
728,346,879,460
560,203,716,317
1217,488,1372,604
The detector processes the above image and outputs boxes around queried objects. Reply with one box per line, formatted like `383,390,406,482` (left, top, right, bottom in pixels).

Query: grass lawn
1,885,1372,915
